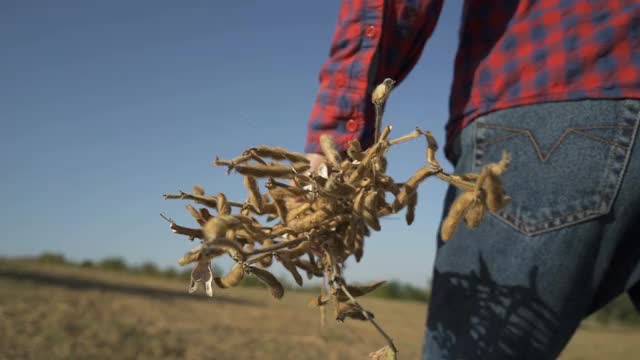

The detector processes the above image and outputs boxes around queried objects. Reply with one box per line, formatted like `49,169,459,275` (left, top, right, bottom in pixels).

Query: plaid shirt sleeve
305,0,444,153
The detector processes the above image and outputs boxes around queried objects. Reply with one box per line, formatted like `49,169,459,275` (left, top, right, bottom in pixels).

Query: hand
305,153,327,176
288,153,326,202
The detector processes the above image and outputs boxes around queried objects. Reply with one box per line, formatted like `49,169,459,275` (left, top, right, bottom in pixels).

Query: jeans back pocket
472,99,640,236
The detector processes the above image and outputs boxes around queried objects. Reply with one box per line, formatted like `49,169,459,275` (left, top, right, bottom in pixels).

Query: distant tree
138,262,159,276
37,252,67,264
80,260,94,268
98,257,128,271
370,280,430,302
162,267,178,278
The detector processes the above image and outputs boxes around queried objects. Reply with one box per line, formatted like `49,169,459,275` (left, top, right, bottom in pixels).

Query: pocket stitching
478,123,635,162
496,204,603,236
474,111,640,236
570,129,631,148
494,209,606,236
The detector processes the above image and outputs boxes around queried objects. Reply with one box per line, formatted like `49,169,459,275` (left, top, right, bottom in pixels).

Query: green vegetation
29,253,428,300
33,253,198,280
22,252,640,326
370,280,430,302
97,257,128,271
591,295,640,326
35,252,68,265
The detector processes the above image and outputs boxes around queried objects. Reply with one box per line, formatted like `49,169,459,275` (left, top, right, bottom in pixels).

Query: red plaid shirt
305,0,640,158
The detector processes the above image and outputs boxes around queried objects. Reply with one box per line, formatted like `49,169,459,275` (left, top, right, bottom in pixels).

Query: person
303,1,640,358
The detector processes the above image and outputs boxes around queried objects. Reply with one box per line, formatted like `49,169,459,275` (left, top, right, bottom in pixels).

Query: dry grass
0,259,638,360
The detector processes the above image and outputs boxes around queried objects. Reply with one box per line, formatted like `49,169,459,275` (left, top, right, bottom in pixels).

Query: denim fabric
422,99,640,360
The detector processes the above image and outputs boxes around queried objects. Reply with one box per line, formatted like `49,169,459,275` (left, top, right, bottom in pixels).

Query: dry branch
161,78,512,357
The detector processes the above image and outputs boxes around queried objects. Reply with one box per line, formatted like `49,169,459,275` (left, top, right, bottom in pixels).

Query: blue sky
0,1,463,287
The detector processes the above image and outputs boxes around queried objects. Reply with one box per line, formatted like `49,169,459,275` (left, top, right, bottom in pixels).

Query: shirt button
365,25,378,39
346,119,359,132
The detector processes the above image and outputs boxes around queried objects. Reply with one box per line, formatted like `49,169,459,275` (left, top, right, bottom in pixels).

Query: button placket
365,25,378,39
346,118,359,132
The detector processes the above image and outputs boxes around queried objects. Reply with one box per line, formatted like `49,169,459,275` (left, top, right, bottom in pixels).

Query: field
1,259,638,360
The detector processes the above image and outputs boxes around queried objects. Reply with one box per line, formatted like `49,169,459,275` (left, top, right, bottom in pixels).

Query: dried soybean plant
161,78,511,358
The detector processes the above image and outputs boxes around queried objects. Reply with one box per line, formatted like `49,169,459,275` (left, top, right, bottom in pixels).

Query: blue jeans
422,99,640,359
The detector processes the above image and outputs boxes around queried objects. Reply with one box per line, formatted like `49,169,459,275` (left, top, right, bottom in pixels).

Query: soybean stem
374,103,383,143
389,129,423,146
163,192,245,208
246,252,272,265
246,236,308,256
434,172,476,192
336,279,398,354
